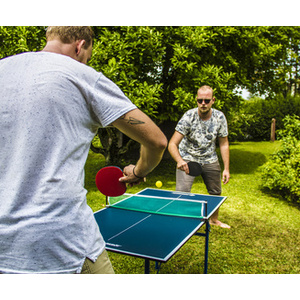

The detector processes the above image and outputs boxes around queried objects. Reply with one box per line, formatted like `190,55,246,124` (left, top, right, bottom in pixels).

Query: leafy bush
0,26,46,58
227,112,251,141
277,114,300,140
260,115,300,203
228,94,300,141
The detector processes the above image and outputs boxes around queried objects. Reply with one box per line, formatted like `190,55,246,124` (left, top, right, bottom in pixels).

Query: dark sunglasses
197,98,211,104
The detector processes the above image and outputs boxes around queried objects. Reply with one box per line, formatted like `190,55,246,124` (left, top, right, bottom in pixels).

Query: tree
89,26,292,161
267,26,300,97
0,26,46,58
1,26,299,163
89,27,243,162
89,27,166,164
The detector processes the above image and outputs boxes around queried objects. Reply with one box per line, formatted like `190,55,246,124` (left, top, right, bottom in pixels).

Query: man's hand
119,164,146,187
177,160,189,174
222,169,230,184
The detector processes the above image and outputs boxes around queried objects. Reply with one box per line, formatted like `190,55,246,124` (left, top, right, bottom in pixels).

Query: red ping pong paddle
95,166,127,197
187,161,202,176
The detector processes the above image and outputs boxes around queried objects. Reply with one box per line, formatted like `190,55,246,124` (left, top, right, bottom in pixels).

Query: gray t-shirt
0,52,136,273
175,108,228,165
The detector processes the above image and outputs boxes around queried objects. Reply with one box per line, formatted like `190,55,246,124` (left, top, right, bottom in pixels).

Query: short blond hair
46,26,94,49
198,85,214,97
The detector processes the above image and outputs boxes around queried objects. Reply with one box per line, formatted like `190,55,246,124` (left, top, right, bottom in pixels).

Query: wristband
133,167,145,179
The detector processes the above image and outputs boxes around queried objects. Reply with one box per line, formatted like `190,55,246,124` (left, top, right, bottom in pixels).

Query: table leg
204,221,210,274
145,259,150,274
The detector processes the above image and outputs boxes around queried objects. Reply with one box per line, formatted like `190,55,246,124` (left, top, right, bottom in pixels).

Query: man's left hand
222,170,230,184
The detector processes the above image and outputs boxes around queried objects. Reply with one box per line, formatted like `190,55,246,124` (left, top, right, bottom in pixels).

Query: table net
108,194,207,219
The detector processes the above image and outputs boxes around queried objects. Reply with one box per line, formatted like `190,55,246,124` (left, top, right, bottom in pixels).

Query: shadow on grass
154,150,267,177
225,149,267,174
84,148,269,193
260,187,300,210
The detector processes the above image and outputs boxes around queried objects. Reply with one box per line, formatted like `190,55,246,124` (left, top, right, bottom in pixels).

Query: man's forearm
114,108,167,184
168,142,182,164
218,136,230,170
134,144,166,178
221,144,230,170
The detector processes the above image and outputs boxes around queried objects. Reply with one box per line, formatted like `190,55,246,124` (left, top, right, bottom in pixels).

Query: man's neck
198,108,213,121
42,40,76,60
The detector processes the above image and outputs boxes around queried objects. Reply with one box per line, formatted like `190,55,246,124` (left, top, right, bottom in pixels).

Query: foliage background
1,26,300,203
229,94,300,141
260,115,300,203
2,26,300,140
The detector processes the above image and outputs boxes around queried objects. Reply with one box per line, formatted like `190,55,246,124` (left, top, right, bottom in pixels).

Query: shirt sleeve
89,73,137,127
175,110,192,136
217,112,228,137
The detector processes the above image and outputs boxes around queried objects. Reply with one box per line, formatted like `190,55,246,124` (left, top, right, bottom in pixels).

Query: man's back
0,51,135,273
0,52,100,204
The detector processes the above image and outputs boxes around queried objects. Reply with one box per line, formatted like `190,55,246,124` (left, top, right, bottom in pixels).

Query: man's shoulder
212,108,223,115
212,108,226,119
183,108,198,117
178,108,199,125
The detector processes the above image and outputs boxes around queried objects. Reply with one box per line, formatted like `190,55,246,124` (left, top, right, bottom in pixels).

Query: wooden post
271,118,276,142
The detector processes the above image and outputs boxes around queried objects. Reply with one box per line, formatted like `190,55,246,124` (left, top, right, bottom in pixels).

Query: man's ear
75,40,86,55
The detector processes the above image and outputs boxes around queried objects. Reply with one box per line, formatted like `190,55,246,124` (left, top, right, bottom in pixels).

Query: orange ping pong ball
156,180,163,188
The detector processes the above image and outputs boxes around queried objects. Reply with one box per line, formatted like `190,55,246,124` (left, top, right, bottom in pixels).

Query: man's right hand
177,160,189,174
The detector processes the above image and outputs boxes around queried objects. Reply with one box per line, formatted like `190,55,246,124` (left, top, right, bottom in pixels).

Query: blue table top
94,188,226,261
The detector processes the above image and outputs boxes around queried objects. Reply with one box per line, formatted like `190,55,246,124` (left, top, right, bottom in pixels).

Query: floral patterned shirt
175,108,228,165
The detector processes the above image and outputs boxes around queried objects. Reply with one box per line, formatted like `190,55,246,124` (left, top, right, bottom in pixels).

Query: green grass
84,141,300,274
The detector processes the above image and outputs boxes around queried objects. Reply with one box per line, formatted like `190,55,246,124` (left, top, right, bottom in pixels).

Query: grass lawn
84,141,300,274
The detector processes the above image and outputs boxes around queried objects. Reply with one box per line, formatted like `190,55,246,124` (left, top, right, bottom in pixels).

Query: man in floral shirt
168,85,230,228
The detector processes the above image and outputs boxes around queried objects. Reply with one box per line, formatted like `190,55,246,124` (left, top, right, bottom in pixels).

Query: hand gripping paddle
187,161,203,176
95,166,127,197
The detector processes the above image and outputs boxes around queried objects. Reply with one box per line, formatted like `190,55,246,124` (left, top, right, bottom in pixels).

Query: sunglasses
197,98,211,104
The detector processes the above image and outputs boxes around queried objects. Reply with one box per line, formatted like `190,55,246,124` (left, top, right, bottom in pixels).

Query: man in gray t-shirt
0,27,167,274
168,85,230,228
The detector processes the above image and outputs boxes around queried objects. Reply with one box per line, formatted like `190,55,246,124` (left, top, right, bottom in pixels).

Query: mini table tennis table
93,188,227,274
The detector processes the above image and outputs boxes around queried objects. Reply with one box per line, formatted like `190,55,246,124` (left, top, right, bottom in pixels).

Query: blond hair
198,85,214,97
46,26,94,49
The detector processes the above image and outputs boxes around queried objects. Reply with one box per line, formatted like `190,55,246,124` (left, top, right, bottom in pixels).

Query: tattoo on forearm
120,115,145,125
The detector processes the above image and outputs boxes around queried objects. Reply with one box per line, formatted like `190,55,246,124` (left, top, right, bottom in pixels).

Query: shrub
260,115,300,203
228,94,300,141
